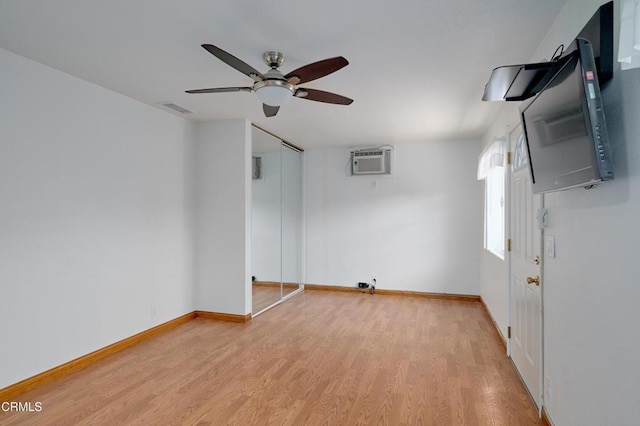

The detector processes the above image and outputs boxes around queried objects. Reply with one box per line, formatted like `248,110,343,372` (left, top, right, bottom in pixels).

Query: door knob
526,276,540,286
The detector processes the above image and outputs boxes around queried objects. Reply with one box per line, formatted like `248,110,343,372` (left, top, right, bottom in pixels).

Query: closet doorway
251,126,303,316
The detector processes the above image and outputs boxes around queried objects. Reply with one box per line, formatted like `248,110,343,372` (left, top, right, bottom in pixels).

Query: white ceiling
0,0,567,150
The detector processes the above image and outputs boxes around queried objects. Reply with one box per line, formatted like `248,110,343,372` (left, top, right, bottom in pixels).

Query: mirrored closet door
251,126,303,316
281,145,303,299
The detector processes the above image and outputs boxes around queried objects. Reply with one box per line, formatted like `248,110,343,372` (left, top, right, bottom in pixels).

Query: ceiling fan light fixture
254,80,295,106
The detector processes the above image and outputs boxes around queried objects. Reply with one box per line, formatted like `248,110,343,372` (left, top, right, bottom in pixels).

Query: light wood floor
0,291,542,425
252,283,301,314
252,284,283,314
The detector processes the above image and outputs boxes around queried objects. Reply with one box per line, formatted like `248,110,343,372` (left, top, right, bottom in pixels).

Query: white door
509,124,543,407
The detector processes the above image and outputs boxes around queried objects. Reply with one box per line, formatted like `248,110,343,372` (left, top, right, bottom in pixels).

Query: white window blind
478,138,506,259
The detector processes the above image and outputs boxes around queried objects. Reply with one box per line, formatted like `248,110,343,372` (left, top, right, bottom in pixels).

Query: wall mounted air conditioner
351,149,391,175
252,156,262,180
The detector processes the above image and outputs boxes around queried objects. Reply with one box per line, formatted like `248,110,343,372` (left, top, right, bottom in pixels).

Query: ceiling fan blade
295,88,353,105
263,104,280,117
201,44,264,81
185,87,252,94
285,57,348,84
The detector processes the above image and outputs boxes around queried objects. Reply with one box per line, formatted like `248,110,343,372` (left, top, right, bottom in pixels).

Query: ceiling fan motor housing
262,51,286,68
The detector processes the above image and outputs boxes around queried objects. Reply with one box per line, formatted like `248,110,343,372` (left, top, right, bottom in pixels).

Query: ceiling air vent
161,103,193,114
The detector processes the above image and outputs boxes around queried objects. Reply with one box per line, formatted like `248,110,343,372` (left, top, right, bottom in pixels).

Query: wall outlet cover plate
545,236,555,258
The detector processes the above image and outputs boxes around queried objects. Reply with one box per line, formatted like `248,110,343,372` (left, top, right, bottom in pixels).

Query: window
477,138,505,259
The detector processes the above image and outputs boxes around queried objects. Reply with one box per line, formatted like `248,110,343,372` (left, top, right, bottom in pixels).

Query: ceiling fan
186,44,353,117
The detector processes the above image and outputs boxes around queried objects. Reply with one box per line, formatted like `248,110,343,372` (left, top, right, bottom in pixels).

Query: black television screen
520,38,613,194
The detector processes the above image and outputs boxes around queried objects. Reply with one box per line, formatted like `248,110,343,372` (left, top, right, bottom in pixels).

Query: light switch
545,236,555,258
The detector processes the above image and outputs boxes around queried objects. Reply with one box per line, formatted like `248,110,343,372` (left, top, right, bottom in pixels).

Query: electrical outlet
545,376,553,402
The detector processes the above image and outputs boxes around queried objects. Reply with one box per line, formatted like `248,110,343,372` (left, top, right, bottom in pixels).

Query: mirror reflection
251,128,282,314
281,146,302,299
251,126,304,315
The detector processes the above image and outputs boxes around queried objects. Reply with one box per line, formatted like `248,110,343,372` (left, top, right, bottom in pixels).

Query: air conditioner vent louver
354,150,384,157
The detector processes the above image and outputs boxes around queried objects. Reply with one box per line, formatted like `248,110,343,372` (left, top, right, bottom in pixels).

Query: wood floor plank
0,291,543,425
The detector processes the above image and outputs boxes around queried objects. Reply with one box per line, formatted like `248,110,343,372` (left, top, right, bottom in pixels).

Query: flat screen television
520,38,614,194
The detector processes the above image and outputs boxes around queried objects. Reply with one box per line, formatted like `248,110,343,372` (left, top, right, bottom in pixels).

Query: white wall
194,120,252,315
304,141,482,294
481,1,640,423
0,48,195,389
537,1,640,424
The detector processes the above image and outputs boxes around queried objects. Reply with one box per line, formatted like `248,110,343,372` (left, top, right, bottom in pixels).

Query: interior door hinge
507,152,512,165
507,326,511,339
507,239,512,252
